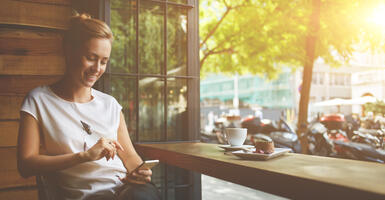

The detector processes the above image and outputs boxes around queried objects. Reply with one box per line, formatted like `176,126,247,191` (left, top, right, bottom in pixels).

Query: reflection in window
167,78,187,141
167,6,187,76
111,77,137,138
139,1,164,74
109,0,196,198
139,77,164,141
110,0,137,73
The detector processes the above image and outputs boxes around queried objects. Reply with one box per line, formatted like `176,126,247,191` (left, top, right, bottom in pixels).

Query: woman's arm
17,112,88,177
117,112,152,184
17,112,120,178
117,112,143,172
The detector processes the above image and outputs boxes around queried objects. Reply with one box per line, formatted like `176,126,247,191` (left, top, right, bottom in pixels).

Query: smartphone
134,160,159,172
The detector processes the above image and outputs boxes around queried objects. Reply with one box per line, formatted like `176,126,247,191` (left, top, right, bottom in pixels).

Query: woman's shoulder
25,85,50,99
92,89,119,104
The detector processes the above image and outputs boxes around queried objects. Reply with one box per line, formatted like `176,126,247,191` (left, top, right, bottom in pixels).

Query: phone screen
139,160,159,170
132,160,159,173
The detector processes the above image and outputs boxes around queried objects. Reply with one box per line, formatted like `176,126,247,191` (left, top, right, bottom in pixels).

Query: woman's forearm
119,152,143,173
18,152,89,178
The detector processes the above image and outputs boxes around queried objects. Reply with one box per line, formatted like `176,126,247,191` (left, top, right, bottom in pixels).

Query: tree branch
200,6,232,49
200,47,234,68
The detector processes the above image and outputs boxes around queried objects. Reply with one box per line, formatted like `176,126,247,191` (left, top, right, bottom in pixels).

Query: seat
36,175,56,200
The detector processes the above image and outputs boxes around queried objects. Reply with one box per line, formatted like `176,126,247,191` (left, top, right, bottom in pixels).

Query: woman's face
67,37,111,88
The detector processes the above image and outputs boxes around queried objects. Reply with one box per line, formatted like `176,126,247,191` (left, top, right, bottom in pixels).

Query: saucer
218,144,254,151
232,148,292,160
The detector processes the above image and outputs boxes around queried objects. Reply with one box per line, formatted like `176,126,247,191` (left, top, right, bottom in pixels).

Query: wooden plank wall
0,0,72,199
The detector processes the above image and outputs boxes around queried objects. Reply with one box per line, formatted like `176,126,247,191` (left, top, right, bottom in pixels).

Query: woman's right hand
82,138,124,161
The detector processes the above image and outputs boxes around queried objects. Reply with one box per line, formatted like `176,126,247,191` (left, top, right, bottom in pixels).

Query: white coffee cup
225,128,247,146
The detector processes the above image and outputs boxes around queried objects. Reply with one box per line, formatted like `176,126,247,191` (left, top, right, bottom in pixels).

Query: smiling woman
17,13,160,200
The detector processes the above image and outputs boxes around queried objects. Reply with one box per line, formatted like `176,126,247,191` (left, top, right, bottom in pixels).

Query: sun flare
368,4,385,28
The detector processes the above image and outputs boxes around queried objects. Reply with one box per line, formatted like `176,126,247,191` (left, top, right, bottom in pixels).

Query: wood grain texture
0,169,36,189
17,0,71,6
0,0,72,29
0,28,64,55
0,75,61,95
0,147,36,189
135,142,385,200
0,28,66,75
0,95,24,120
0,147,18,170
0,187,38,200
0,55,65,75
0,121,19,147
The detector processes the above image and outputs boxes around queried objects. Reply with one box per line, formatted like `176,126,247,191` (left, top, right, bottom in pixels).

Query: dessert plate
232,148,292,160
218,144,254,151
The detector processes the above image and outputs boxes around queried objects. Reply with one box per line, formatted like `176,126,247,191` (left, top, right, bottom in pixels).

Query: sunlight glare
368,4,385,28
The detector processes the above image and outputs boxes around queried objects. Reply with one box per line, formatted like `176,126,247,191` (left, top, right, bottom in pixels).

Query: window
104,0,200,199
318,72,325,85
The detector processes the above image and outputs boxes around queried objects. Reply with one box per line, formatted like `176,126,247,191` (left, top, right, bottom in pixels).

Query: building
310,52,385,115
201,70,296,109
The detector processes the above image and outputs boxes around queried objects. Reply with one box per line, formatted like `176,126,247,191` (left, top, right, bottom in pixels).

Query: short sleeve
112,97,122,111
20,93,39,121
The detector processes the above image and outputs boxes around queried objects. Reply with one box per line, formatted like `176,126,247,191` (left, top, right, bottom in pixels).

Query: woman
17,13,160,200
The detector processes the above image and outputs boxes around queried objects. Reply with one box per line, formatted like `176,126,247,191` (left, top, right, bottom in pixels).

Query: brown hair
64,13,113,49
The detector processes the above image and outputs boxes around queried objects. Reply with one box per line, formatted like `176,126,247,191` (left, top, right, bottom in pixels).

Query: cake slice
252,138,275,154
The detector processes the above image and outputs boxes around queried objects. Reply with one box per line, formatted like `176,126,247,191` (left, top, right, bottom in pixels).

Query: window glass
110,1,196,199
319,72,324,85
110,0,137,73
167,5,187,76
139,1,165,74
166,165,191,199
167,78,187,140
150,163,166,197
139,77,164,141
111,76,137,139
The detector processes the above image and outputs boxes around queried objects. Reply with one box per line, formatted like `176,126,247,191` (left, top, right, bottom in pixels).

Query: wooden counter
135,142,385,200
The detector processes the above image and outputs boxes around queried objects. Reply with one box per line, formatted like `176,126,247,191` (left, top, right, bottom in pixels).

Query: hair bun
70,12,91,22
64,11,113,47
78,13,91,20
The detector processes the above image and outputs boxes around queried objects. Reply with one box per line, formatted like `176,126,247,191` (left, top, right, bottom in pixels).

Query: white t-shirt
21,85,127,200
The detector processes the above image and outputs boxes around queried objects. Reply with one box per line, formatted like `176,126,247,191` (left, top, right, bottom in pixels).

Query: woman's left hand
120,169,152,185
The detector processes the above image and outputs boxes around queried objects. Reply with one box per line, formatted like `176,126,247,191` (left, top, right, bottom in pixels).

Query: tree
200,0,309,78
364,101,385,116
199,0,385,153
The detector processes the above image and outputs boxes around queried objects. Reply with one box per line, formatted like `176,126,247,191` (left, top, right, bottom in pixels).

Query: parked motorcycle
307,122,335,156
200,121,227,144
307,114,349,156
242,117,301,153
352,128,384,149
333,140,385,163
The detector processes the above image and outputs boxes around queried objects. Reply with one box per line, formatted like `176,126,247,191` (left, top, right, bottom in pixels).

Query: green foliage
110,0,136,73
109,0,189,140
199,0,385,77
364,101,385,115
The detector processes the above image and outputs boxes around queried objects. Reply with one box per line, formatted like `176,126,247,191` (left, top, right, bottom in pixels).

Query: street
202,175,289,200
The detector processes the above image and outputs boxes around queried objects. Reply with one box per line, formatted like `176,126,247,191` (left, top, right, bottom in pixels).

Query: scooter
352,129,384,149
242,117,301,153
307,122,335,156
333,140,385,163
307,114,349,157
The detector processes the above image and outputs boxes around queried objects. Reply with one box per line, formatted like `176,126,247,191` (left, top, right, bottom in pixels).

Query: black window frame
76,0,201,199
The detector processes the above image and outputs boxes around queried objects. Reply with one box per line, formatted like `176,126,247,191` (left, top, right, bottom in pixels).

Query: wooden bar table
135,142,385,200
